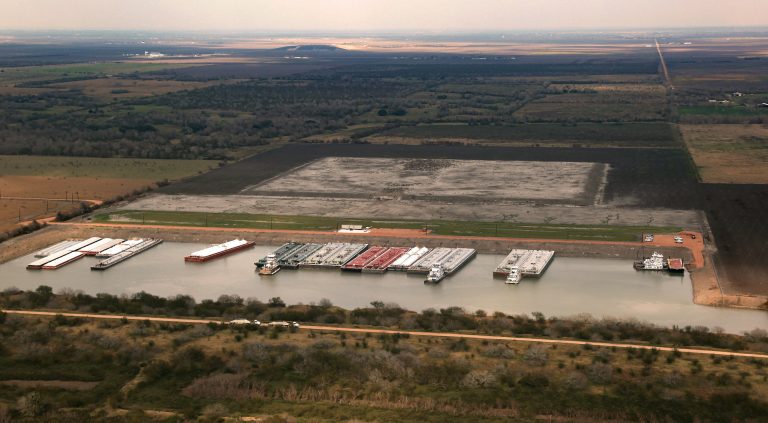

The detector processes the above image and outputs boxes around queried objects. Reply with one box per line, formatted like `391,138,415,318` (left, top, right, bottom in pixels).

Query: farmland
365,122,679,148
680,124,768,184
0,155,215,236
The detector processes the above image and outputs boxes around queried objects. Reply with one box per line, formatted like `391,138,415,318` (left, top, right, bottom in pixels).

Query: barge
301,242,369,268
91,239,163,270
27,249,74,270
408,247,476,276
281,243,324,269
96,239,144,257
362,247,409,273
33,240,81,258
342,246,387,271
255,242,304,268
184,239,255,263
667,258,685,274
66,237,104,253
389,247,430,271
42,251,85,270
494,249,555,278
79,238,124,256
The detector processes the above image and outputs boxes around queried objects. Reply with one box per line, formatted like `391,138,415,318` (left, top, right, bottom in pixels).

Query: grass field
680,124,768,184
0,155,216,179
514,91,667,122
49,78,212,100
96,210,679,242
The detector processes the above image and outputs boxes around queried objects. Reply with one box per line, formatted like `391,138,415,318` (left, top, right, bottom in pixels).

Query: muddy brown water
2,242,766,334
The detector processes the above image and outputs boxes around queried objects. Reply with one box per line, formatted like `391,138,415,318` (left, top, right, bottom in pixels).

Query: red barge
184,239,255,263
362,247,410,273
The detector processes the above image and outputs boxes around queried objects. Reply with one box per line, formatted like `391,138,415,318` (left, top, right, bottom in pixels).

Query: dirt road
5,309,767,359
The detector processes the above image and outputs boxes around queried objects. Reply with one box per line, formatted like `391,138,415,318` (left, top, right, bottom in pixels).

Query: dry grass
0,198,76,231
0,380,98,390
680,124,768,184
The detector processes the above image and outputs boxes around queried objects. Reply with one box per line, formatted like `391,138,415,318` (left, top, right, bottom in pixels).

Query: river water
2,243,766,333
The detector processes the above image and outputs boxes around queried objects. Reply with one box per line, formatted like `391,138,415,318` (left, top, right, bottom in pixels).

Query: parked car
643,234,654,242
674,236,684,244
252,319,262,326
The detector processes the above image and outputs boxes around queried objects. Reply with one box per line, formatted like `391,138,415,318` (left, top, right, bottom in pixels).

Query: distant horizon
2,26,768,37
2,0,767,33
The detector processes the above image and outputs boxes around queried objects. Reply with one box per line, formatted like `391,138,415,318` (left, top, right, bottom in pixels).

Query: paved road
655,39,675,90
4,309,767,359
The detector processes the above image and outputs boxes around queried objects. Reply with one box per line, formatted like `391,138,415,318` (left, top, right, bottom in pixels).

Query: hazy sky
2,0,767,32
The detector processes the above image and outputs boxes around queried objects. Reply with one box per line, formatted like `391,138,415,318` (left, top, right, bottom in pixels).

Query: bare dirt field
680,124,768,184
245,157,607,205
122,194,700,229
0,175,155,200
0,198,75,231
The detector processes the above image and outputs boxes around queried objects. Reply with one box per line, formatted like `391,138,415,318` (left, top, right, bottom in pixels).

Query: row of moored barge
256,242,477,282
27,237,161,270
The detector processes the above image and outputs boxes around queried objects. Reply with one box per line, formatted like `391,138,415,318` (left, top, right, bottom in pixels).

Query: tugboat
424,264,446,284
259,254,281,275
634,252,666,270
505,266,522,285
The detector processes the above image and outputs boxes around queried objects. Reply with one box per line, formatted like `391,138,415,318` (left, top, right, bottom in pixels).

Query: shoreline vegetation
1,286,768,421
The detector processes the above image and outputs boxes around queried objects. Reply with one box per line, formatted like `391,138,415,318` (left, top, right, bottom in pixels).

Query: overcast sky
2,0,767,32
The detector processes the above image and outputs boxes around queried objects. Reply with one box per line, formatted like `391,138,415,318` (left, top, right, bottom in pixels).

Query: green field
0,155,216,180
96,210,679,242
374,122,678,147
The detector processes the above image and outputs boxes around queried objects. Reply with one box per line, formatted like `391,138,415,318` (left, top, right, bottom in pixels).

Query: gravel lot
243,157,608,206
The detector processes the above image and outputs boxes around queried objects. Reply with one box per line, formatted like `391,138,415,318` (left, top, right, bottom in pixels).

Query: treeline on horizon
2,285,767,353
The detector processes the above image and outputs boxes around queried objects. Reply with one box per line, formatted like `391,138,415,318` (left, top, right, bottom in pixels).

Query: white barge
184,239,255,263
408,247,477,276
79,238,124,256
91,239,163,270
388,247,430,271
33,240,81,258
494,249,555,278
301,243,368,268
